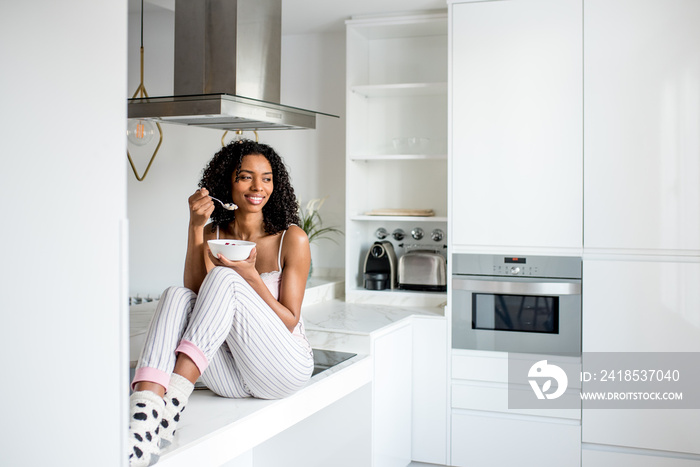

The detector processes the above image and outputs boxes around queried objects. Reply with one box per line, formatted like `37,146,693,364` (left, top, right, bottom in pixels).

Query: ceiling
281,0,447,34
129,0,447,35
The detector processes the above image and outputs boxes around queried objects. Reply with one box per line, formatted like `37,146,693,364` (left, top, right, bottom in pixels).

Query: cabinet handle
452,279,581,296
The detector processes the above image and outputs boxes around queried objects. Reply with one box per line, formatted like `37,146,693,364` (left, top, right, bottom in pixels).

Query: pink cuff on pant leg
131,367,171,391
175,340,209,374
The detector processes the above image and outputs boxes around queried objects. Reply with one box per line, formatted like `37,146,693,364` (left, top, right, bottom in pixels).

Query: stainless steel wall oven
452,254,582,357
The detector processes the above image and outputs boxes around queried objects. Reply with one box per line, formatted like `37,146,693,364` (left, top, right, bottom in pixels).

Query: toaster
398,249,447,292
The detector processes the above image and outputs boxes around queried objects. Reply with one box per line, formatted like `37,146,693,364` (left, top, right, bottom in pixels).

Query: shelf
351,215,448,222
349,154,447,161
346,12,448,307
351,82,447,98
347,12,448,40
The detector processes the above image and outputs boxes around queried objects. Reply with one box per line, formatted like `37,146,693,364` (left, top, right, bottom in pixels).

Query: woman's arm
275,226,311,329
208,225,310,331
184,189,215,293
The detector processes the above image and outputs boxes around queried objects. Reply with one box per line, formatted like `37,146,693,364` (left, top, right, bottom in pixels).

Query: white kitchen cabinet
451,411,581,467
372,316,448,467
584,0,700,253
580,0,700,460
345,13,448,305
582,259,700,455
411,316,448,465
250,385,372,467
373,321,413,467
450,350,581,466
583,259,700,354
449,0,583,252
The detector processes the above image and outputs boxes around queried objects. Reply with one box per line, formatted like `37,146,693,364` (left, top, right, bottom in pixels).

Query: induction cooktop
312,349,357,376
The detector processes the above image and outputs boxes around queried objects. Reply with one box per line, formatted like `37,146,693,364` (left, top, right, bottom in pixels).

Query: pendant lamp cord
140,0,144,49
127,0,163,182
133,0,148,99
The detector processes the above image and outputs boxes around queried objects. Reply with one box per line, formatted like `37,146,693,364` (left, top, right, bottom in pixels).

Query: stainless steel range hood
127,0,337,131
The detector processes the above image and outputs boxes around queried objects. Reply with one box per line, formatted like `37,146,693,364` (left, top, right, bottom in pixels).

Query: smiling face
232,154,274,212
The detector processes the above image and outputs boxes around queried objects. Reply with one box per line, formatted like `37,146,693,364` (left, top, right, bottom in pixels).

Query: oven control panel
494,265,539,276
452,254,582,280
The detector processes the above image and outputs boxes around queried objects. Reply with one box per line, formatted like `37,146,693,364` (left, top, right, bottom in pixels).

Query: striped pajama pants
133,266,314,399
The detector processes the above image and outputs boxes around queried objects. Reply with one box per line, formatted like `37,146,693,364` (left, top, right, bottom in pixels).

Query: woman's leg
131,266,313,460
155,266,249,446
129,286,196,464
189,267,314,400
199,343,251,398
132,286,197,394
223,296,314,399
172,267,244,375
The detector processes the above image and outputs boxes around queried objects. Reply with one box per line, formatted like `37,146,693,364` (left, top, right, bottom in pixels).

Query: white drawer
451,410,581,467
582,446,700,467
452,351,509,382
452,349,581,388
451,380,581,420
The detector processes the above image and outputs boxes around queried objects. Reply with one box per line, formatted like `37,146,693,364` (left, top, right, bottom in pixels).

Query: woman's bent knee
153,286,196,322
210,266,243,280
161,285,196,302
201,266,245,290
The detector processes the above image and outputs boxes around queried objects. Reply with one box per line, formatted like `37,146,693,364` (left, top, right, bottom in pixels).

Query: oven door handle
452,278,581,296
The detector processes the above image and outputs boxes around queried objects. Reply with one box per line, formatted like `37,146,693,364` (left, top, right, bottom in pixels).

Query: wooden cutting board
365,208,435,217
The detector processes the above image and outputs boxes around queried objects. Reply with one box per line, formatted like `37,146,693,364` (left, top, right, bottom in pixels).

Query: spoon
210,195,238,211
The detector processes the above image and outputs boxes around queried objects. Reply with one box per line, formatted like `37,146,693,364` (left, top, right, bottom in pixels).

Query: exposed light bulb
230,130,245,143
127,119,156,146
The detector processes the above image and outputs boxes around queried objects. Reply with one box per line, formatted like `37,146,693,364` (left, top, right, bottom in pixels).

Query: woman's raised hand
188,188,215,227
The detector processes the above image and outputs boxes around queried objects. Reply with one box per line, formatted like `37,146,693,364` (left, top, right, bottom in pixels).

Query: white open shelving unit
345,12,448,306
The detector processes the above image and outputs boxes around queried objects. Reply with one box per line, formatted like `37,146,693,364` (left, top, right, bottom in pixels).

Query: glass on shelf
392,137,430,155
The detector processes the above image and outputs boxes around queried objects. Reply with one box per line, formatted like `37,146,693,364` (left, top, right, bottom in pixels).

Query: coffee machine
363,241,397,290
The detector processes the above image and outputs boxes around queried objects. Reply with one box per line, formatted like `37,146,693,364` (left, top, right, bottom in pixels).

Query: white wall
264,32,347,277
127,7,346,297
0,1,128,466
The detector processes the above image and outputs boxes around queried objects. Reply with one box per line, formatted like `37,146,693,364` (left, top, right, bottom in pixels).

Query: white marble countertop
303,299,444,335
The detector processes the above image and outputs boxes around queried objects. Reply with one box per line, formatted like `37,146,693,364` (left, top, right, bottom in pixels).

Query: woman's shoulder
283,225,309,246
279,225,310,270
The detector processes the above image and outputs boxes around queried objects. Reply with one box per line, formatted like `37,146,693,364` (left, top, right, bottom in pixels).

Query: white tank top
216,226,311,352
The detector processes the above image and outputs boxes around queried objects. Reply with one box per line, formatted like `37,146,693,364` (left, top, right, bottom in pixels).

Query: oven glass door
473,293,559,333
452,276,581,356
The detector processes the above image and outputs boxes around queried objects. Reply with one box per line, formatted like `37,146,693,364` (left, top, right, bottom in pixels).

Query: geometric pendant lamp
126,0,163,181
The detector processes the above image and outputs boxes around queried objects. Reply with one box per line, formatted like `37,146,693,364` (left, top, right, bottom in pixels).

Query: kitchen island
129,279,446,467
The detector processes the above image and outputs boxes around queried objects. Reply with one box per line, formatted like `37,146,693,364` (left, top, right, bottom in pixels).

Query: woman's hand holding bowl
208,245,258,280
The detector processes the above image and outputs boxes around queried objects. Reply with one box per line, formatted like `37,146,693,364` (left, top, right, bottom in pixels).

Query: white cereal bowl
208,240,256,261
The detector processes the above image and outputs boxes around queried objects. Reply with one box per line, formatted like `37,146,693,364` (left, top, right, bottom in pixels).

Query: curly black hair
198,139,300,235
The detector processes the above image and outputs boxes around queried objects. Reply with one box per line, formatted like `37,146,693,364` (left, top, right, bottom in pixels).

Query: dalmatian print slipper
128,390,164,466
159,373,194,449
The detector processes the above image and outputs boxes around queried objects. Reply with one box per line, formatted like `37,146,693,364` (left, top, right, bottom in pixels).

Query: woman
128,140,313,466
